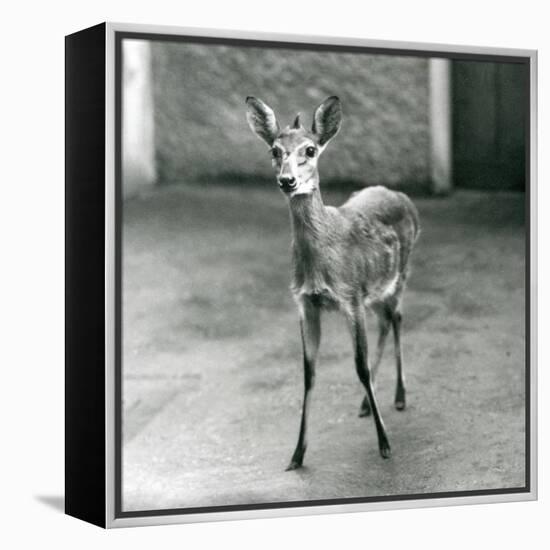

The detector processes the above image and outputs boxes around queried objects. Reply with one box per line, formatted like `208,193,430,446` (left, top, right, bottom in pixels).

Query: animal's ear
312,96,342,146
246,97,280,146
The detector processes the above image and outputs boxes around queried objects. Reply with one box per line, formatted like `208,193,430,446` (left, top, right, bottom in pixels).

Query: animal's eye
271,148,281,159
305,146,316,158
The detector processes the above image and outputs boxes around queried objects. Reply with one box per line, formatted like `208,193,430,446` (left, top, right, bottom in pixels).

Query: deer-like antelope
246,96,420,470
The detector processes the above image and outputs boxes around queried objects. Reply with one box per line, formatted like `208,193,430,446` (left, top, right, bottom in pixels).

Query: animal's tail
401,193,421,242
409,201,421,241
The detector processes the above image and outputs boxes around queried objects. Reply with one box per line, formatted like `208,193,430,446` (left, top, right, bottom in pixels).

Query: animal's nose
278,176,297,189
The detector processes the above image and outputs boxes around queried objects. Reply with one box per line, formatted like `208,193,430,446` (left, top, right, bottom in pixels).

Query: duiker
246,96,420,470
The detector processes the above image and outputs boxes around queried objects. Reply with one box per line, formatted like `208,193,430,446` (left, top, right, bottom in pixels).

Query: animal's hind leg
348,304,391,459
359,305,391,417
392,309,406,410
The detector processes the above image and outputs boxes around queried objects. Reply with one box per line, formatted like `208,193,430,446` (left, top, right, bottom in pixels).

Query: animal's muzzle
278,176,297,192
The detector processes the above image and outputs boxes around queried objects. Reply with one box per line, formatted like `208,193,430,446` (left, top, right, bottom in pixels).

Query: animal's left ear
312,96,342,146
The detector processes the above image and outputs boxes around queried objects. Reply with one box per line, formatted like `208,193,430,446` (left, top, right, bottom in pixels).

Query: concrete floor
121,184,526,512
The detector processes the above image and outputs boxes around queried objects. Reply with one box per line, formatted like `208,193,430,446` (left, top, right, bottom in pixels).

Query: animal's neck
288,183,328,248
287,178,336,295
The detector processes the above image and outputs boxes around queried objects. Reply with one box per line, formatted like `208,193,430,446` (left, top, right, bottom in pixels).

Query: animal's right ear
246,97,280,146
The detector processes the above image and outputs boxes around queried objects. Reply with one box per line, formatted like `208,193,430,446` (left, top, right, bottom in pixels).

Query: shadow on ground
121,183,526,512
35,495,64,513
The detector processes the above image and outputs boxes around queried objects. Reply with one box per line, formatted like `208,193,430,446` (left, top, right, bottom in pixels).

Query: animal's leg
286,298,321,471
349,305,391,459
359,306,391,417
392,310,406,410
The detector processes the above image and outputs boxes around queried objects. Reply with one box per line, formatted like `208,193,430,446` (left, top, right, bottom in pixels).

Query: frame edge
103,23,538,528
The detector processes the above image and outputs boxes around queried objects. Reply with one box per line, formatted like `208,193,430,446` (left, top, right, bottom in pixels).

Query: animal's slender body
246,96,420,470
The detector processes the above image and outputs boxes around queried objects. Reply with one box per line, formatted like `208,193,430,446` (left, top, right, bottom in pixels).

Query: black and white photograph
6,0,550,546
117,31,530,514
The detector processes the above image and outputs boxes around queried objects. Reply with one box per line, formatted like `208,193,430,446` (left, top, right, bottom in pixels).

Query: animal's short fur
290,185,420,317
246,95,420,467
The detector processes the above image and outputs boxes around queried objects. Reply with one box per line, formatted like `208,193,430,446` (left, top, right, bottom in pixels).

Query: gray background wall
149,41,431,188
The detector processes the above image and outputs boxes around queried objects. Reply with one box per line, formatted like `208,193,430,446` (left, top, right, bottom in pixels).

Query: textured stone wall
150,40,430,188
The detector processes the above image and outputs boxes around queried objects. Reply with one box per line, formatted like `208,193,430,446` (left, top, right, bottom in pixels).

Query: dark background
453,61,527,190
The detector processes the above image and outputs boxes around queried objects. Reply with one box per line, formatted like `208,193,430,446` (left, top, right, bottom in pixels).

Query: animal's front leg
349,305,391,459
286,298,321,471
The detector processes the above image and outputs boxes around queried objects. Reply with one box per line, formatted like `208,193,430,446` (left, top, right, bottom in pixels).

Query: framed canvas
65,22,537,528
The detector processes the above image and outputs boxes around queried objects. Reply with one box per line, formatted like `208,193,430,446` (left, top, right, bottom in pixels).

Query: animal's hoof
359,396,371,417
395,386,406,411
379,441,392,459
285,460,302,471
286,448,305,471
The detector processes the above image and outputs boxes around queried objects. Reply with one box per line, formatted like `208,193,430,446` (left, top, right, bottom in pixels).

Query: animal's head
246,96,342,197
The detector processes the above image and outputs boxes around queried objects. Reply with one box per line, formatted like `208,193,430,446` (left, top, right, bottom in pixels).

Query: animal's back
340,185,420,273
